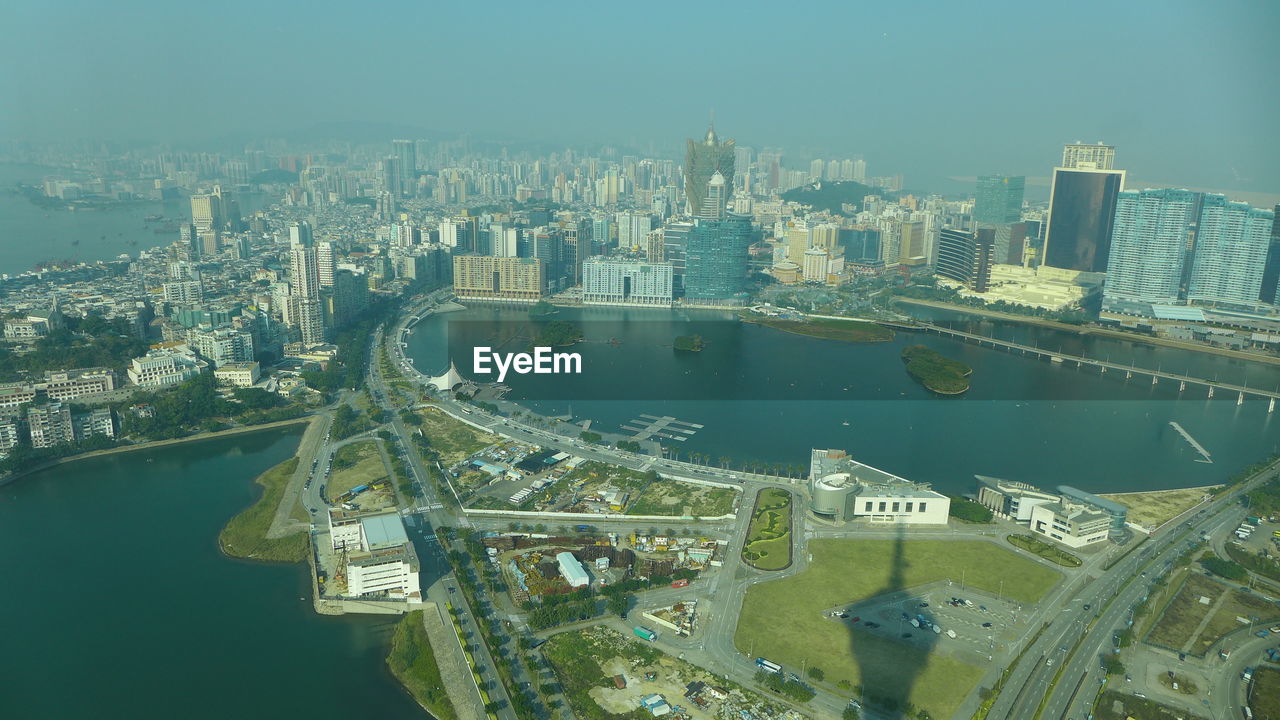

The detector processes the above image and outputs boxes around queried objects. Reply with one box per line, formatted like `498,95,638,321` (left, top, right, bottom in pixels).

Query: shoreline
892,296,1280,366
0,416,313,489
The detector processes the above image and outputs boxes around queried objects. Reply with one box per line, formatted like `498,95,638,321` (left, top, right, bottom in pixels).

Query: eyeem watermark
473,346,582,383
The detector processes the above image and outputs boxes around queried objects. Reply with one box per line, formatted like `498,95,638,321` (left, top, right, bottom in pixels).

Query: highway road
990,459,1280,720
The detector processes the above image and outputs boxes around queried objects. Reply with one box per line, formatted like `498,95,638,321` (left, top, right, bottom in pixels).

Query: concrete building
1061,142,1115,170
452,255,545,302
214,361,261,388
808,448,949,524
975,475,1060,521
1058,485,1128,531
26,403,73,448
72,407,116,441
1029,501,1110,548
0,383,38,409
330,510,422,602
127,349,207,387
1101,188,1199,315
42,368,116,401
1186,195,1276,308
582,257,674,306
557,551,590,588
186,327,255,368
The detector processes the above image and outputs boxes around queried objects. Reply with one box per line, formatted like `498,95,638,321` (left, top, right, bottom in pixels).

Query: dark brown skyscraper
684,123,735,216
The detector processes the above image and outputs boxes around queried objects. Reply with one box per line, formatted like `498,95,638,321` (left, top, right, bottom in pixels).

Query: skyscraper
682,213,753,302
1259,204,1280,304
1043,167,1125,272
289,240,325,345
974,176,1025,225
316,241,335,288
697,172,728,220
1061,142,1115,170
392,139,416,186
1187,196,1276,307
1101,189,1199,313
382,156,403,198
684,123,735,216
936,228,993,292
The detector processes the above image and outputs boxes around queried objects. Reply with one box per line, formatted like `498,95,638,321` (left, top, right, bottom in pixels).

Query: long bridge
878,320,1280,409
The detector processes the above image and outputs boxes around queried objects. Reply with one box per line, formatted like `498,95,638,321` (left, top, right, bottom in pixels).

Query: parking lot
825,581,1031,661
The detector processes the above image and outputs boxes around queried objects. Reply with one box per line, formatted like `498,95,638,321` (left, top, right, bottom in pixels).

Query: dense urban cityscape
4,3,1280,720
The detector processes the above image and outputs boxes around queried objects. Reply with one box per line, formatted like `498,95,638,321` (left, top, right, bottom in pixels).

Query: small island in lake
901,344,972,394
532,319,583,348
673,334,704,352
741,314,894,343
529,299,557,318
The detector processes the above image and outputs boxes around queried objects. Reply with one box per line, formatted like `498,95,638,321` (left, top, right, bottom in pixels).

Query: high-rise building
683,213,753,302
316,241,335,288
190,193,220,232
1259,204,1280,305
328,269,370,327
288,221,313,248
289,240,325,344
936,228,994,292
1187,196,1276,307
27,402,74,448
452,256,545,301
1062,142,1115,170
1101,189,1199,313
382,156,403,198
582,258,674,306
697,172,729,220
684,124,735,216
974,176,1025,225
1043,167,1125,272
392,139,416,187
899,220,927,265
615,211,652,250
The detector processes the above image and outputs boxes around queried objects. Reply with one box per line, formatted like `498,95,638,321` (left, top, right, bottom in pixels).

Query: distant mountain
780,180,880,215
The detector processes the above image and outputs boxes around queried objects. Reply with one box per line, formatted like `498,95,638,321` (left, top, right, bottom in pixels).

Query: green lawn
734,538,1061,719
386,611,457,720
1007,533,1083,567
327,440,388,500
1251,667,1280,720
745,314,895,343
218,457,309,563
742,488,792,570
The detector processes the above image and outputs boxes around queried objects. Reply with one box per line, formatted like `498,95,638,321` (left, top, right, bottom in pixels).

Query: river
0,162,265,276
0,427,425,719
405,304,1280,496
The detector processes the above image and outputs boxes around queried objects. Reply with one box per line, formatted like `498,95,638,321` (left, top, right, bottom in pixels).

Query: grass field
1100,486,1216,530
417,406,499,464
625,480,738,517
218,457,309,563
734,538,1061,719
1092,690,1208,720
741,488,792,570
744,314,895,343
327,440,388,499
386,611,457,720
1251,667,1280,720
1007,533,1082,567
1145,572,1280,655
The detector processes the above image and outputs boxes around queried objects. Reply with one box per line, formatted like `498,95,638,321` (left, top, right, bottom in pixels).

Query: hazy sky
2,0,1277,193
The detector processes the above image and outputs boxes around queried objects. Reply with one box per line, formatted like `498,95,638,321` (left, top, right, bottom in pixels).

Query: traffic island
741,488,793,571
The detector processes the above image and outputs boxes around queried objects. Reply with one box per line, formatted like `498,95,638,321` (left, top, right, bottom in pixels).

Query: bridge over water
878,320,1280,409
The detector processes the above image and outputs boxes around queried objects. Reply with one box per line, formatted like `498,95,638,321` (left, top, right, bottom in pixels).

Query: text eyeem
472,346,582,383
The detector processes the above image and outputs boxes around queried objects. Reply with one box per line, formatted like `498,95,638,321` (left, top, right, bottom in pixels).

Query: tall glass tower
684,124,735,216
683,213,753,301
974,175,1025,225
1101,189,1198,314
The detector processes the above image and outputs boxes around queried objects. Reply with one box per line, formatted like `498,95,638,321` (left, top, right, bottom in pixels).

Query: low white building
127,348,206,387
808,448,950,524
214,361,261,388
329,509,422,602
1029,501,1110,548
557,551,590,588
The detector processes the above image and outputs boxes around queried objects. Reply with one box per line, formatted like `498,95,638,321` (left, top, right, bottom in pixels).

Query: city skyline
1,1,1277,196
